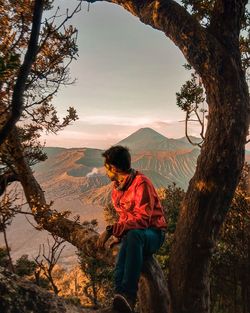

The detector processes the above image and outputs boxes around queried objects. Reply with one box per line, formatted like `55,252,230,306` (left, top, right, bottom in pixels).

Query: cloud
77,115,177,127
40,116,205,149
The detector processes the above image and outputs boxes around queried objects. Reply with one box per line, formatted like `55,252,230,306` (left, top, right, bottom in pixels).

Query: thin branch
2,226,15,273
10,13,26,51
55,1,83,31
194,108,205,140
25,214,41,229
0,0,44,146
185,111,203,147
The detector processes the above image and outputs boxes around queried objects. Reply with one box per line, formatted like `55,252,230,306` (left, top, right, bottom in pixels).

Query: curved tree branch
0,0,44,146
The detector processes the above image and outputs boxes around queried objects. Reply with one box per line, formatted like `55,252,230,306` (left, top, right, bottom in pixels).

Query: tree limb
0,0,44,146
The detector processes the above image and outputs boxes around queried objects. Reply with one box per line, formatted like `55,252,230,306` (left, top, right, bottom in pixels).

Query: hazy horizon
41,126,200,150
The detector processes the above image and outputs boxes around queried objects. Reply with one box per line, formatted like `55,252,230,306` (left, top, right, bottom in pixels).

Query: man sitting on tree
97,145,167,313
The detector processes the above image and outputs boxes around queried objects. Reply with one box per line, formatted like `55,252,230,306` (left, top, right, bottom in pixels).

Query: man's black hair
102,145,131,172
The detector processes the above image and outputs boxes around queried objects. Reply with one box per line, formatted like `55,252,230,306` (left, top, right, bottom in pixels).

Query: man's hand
108,237,121,249
96,230,111,249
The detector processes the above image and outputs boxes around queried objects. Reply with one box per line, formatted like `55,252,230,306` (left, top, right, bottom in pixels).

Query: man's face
104,163,119,181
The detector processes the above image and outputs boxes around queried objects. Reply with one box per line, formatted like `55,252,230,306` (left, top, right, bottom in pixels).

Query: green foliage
63,296,82,307
0,53,20,80
156,184,185,273
210,169,250,313
78,220,114,308
176,72,204,115
32,275,51,290
159,183,185,234
181,0,249,31
0,0,80,173
14,254,37,277
0,246,10,268
78,251,114,308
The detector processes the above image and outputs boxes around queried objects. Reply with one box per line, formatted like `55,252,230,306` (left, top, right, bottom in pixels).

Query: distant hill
4,128,249,266
117,127,194,151
33,128,200,206
2,128,201,265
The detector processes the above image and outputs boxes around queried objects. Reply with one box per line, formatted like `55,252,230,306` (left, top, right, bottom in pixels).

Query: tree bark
2,227,15,273
138,256,170,313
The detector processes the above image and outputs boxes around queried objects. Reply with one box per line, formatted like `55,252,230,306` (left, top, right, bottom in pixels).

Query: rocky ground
0,267,118,313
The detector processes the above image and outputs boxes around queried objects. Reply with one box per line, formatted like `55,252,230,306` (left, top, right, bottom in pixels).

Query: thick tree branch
0,0,44,146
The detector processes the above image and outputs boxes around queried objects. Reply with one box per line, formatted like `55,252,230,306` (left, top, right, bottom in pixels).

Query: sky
40,1,202,149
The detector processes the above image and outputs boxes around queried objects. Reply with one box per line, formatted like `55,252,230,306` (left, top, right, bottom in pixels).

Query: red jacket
112,171,167,238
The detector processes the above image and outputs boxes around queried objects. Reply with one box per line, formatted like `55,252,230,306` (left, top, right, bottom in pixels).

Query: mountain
117,127,194,151
32,128,200,206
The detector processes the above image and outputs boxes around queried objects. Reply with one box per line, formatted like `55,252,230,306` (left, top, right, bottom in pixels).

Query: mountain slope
2,127,201,265
116,127,193,151
33,128,200,204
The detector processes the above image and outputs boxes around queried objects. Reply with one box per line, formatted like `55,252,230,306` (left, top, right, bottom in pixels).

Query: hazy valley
1,128,205,267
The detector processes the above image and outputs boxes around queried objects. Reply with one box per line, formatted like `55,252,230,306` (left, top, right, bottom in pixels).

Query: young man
97,145,167,313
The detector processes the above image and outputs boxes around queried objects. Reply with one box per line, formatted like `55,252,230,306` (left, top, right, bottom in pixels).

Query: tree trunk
3,227,15,273
138,257,170,313
2,227,15,273
168,50,249,312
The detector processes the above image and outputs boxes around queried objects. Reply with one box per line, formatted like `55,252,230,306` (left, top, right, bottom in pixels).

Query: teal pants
114,228,165,298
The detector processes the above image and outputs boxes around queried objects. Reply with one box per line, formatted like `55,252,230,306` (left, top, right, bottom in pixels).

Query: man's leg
114,236,127,294
113,229,164,312
120,229,144,298
121,228,164,296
